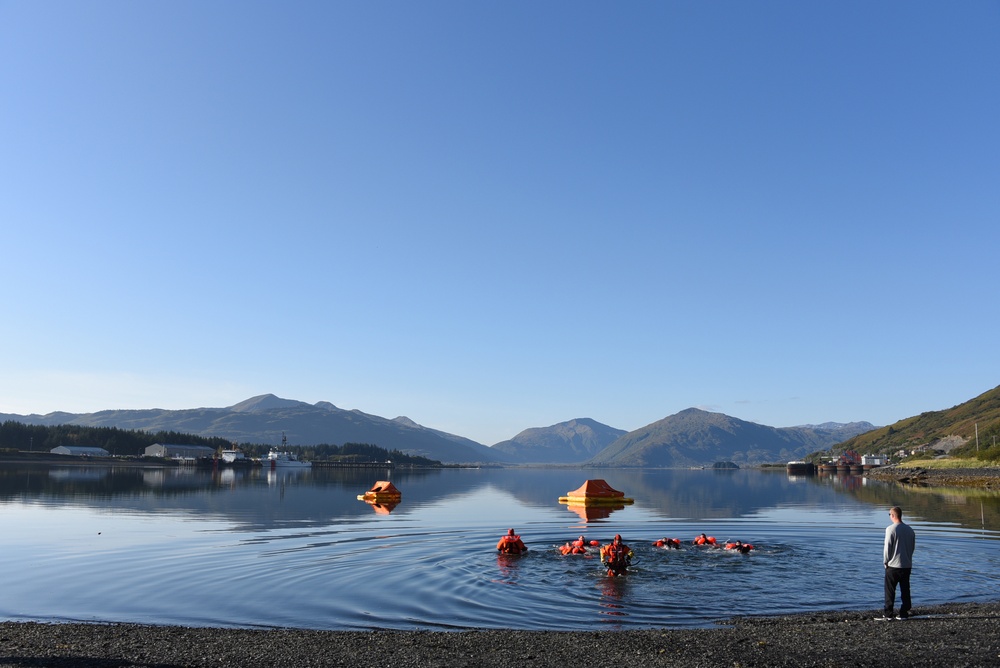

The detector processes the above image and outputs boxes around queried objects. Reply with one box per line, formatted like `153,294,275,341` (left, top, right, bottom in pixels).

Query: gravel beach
3,601,999,668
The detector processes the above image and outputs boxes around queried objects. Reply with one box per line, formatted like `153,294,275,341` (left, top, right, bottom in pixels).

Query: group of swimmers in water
497,529,755,577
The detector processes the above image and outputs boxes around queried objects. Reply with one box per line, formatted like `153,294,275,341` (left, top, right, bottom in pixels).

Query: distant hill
1,394,892,467
587,408,877,467
491,418,626,464
0,394,503,465
833,384,1000,457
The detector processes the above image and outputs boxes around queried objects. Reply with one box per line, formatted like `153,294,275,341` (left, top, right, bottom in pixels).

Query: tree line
0,421,230,455
0,421,441,466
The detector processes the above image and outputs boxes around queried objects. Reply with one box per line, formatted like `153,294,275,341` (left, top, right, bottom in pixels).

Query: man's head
889,506,903,522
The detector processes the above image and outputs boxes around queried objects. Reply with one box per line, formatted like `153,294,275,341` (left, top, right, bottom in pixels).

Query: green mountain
588,408,875,467
832,384,1000,458
0,394,504,465
490,418,626,464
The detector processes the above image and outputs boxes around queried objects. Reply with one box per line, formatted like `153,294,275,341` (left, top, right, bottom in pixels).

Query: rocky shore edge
864,465,1000,488
3,601,999,668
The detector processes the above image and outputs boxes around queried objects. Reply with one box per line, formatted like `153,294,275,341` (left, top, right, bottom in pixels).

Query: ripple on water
2,467,999,630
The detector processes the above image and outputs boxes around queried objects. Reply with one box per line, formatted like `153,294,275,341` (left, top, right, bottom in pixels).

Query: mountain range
491,418,628,464
588,409,875,467
1,393,879,466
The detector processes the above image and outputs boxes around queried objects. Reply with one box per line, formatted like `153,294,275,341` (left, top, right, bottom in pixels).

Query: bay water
1,465,997,630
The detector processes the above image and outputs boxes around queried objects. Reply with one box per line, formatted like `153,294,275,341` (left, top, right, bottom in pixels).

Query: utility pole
975,423,979,452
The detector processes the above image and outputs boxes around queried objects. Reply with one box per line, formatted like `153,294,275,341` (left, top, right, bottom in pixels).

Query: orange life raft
357,481,402,503
558,479,635,506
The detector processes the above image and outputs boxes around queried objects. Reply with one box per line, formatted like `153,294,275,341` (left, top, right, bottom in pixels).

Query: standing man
881,506,916,620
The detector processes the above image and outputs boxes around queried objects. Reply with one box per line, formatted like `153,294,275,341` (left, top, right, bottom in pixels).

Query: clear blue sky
2,1,997,445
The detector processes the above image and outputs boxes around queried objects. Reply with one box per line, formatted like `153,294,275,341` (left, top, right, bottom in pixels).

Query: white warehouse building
51,445,111,457
144,444,217,459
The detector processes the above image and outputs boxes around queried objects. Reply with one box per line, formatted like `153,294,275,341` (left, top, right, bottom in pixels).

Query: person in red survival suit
724,540,754,554
496,528,528,554
654,538,682,549
600,534,633,576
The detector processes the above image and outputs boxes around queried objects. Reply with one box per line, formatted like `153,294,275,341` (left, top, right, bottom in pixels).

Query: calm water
1,465,998,630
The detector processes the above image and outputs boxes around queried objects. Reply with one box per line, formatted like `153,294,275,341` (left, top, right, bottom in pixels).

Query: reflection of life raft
563,503,623,522
558,479,634,506
357,481,402,503
362,500,399,514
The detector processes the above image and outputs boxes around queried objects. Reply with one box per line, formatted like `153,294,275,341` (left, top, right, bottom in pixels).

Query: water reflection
494,554,524,585
361,499,400,514
597,577,629,620
563,503,628,522
2,463,999,631
3,465,999,534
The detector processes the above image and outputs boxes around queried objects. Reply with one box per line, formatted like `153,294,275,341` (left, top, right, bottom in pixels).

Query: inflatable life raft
357,480,402,503
558,479,634,506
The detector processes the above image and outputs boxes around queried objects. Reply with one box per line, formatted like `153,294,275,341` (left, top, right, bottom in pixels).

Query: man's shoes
895,614,909,620
874,615,893,621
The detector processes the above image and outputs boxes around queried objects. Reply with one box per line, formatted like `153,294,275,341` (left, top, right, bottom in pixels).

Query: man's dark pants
884,566,912,617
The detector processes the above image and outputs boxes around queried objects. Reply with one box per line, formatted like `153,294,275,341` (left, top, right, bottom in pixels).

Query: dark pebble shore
3,601,999,668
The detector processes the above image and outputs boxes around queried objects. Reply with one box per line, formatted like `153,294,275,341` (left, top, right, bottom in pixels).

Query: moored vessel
786,460,815,475
261,433,310,469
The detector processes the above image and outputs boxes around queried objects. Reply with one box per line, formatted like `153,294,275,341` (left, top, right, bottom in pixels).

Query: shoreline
864,465,1000,489
2,601,999,667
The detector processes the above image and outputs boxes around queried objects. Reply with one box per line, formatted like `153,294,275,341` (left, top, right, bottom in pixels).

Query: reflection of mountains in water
2,465,998,533
830,473,1000,533
489,468,853,520
496,468,1000,530
0,465,458,528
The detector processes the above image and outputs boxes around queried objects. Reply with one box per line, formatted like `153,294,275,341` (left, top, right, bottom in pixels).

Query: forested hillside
0,421,230,456
832,385,1000,460
0,421,441,466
